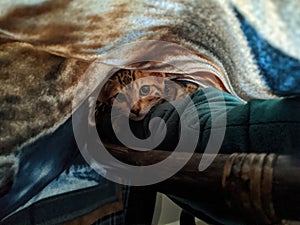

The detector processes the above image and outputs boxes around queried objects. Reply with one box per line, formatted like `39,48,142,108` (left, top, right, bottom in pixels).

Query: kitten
95,69,200,123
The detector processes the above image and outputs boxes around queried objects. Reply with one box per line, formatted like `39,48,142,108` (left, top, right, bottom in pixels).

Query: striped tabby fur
96,69,200,121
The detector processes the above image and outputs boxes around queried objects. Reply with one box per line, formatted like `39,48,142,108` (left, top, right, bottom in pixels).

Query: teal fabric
137,88,300,156
220,95,300,155
99,88,300,156
189,88,300,155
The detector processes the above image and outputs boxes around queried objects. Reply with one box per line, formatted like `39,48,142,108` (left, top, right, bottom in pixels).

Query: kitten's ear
149,72,166,83
150,72,165,77
98,79,116,102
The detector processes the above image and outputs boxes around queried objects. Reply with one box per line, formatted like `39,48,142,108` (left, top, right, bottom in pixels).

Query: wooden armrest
105,144,300,225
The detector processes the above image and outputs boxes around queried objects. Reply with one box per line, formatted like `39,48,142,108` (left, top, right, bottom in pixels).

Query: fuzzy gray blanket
0,0,299,207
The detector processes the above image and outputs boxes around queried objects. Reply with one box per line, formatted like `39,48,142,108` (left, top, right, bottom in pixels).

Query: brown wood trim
261,154,278,223
102,144,300,224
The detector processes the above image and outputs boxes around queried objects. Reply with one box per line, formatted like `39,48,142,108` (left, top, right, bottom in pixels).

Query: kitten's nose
130,108,140,116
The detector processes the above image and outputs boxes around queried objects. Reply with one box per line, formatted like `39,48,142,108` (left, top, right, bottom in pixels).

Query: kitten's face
99,70,166,121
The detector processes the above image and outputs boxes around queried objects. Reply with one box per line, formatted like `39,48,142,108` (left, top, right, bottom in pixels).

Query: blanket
0,0,299,222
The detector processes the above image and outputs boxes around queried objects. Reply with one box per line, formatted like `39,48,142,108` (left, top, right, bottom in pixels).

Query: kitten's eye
139,85,150,96
116,93,126,102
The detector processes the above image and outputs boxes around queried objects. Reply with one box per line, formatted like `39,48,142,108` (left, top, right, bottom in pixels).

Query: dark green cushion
98,88,300,156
